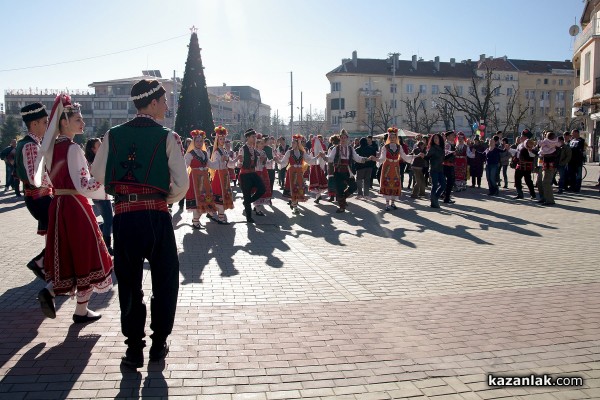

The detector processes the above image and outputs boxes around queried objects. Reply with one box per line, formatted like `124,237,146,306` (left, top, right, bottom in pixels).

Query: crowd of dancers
6,78,593,369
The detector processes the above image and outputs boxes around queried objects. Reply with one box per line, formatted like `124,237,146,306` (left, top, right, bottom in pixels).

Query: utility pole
290,71,294,139
300,91,303,135
172,69,178,129
389,52,400,126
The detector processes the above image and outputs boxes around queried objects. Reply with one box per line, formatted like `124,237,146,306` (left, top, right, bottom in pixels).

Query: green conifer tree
174,31,215,139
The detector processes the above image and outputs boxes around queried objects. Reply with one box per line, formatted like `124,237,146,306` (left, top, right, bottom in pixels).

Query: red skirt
309,165,328,191
455,156,468,181
45,194,113,296
211,170,234,210
283,166,307,202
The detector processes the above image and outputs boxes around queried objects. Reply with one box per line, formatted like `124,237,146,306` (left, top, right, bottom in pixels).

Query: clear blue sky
0,0,584,124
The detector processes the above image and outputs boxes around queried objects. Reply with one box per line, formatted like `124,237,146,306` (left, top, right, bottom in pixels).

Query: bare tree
302,110,328,137
435,97,456,132
360,104,380,135
401,93,422,133
440,65,502,136
375,101,400,132
418,103,441,134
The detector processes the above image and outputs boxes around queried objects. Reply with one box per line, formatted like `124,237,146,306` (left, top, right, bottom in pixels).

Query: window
468,86,475,95
444,85,451,93
390,83,397,93
540,91,546,100
457,86,463,95
419,100,426,109
506,88,513,96
493,88,500,96
556,91,565,101
365,98,376,109
584,51,591,82
332,115,341,125
111,101,128,110
431,85,439,94
390,99,397,108
481,87,488,95
537,79,542,85
530,107,535,116
94,101,111,110
406,84,414,93
330,98,345,110
544,78,549,84
559,79,564,86
331,82,341,92
419,85,427,94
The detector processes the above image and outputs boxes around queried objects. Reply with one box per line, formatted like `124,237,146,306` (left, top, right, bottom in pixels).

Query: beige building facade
4,75,271,139
572,0,600,161
326,52,574,140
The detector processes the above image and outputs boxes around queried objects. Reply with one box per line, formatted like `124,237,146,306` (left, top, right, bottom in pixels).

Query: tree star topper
190,25,198,33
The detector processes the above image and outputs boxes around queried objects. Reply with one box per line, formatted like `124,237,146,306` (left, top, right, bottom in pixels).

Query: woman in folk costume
308,134,328,203
252,134,272,216
326,134,341,202
210,126,235,224
454,131,473,192
185,130,218,229
224,139,236,183
278,134,325,214
378,127,418,211
36,94,113,323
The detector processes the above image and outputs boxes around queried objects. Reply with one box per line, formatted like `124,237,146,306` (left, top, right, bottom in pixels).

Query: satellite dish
569,25,580,36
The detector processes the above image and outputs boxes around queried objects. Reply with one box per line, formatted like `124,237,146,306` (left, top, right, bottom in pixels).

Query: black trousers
25,194,51,235
267,169,276,193
24,194,52,262
443,165,455,201
113,210,180,349
278,167,286,188
239,172,265,216
334,171,357,209
514,169,536,197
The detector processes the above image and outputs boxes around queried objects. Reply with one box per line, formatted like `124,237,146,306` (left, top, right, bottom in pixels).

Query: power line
0,34,188,73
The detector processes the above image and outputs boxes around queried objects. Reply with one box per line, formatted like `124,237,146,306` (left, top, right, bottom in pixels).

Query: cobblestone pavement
0,166,599,400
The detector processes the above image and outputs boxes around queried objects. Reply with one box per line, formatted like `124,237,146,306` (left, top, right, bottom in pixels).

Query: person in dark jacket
425,133,446,208
410,141,427,199
355,137,377,198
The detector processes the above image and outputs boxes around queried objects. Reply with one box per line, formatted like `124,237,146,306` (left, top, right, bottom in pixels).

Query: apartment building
572,0,600,161
4,74,271,138
326,52,574,138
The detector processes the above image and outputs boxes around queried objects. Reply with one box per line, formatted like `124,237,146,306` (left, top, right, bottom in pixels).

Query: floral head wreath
214,125,228,136
190,130,206,138
387,127,399,134
292,134,304,141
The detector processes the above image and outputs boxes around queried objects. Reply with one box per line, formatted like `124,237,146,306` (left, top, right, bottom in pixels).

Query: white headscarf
34,94,69,186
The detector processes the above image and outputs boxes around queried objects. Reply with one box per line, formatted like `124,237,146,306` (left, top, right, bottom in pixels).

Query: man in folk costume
378,127,419,211
453,131,473,192
308,134,328,203
184,130,218,229
91,79,188,368
252,134,273,216
278,134,324,214
327,129,376,213
14,103,52,280
510,129,537,200
442,130,457,204
237,128,266,223
35,94,113,323
210,126,235,224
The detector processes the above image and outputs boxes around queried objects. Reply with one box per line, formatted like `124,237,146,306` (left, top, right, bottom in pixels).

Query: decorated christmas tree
174,27,215,138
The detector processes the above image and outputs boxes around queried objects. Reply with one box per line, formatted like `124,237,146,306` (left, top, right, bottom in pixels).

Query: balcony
574,15,600,53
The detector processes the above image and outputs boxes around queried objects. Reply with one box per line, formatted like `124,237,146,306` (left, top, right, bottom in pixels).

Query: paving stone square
0,166,599,399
